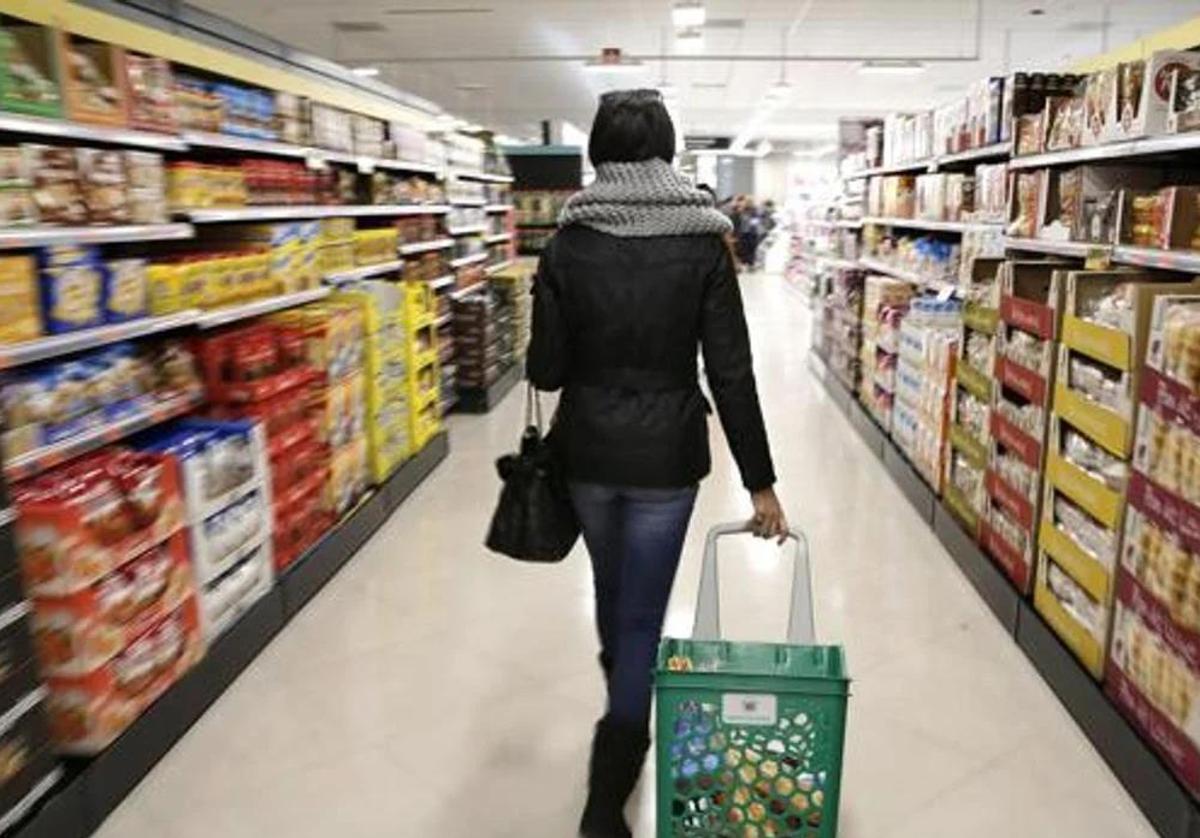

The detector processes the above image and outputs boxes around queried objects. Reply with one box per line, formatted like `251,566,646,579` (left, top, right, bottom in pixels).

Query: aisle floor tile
92,258,1156,838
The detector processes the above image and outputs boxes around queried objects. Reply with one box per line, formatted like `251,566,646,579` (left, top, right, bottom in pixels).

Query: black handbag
485,385,580,562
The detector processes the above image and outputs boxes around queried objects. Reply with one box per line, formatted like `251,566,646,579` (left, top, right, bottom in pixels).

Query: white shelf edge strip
182,205,449,223
399,238,455,255
0,601,29,633
1008,132,1200,171
429,274,456,290
484,233,513,244
434,314,452,326
324,260,404,284
195,288,331,329
447,225,488,236
485,259,515,274
449,253,487,268
454,170,515,183
0,223,194,250
0,508,13,528
485,204,515,213
0,309,201,370
0,769,61,836
179,130,309,158
450,198,487,207
861,217,1004,234
0,113,187,150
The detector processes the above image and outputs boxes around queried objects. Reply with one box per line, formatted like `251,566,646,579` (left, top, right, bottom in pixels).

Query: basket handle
692,522,815,646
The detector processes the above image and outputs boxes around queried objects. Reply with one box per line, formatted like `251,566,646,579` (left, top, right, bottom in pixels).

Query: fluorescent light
351,66,380,78
675,27,704,54
858,60,926,76
672,1,706,28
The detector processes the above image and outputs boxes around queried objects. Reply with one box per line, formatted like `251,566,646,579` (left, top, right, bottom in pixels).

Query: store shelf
862,216,1004,235
370,159,443,176
833,219,863,230
179,130,310,158
485,204,515,213
0,112,187,151
428,274,456,291
485,259,515,275
449,253,487,269
447,224,487,236
1008,132,1200,171
324,260,404,285
845,158,935,179
180,205,450,223
0,310,200,371
933,142,1013,168
194,288,331,329
6,433,449,838
0,508,13,528
434,313,452,327
454,170,515,184
399,238,455,256
449,281,487,300
484,232,513,245
1112,245,1200,273
456,364,522,414
0,769,64,837
816,255,862,272
4,389,204,483
0,223,194,250
1005,237,1097,258
450,197,488,207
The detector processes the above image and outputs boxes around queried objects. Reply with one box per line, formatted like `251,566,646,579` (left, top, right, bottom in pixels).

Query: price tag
305,152,328,171
936,285,956,302
357,157,376,175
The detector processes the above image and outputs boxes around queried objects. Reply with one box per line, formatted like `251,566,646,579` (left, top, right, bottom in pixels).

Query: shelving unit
446,224,487,236
449,253,487,269
180,205,450,223
454,171,515,184
399,238,455,256
1007,132,1200,171
323,260,404,285
484,232,513,245
0,311,201,370
485,204,515,213
193,288,332,329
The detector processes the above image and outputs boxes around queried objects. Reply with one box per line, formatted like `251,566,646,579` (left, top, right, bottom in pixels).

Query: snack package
0,254,42,344
36,245,105,334
76,148,130,225
199,542,272,641
61,35,127,124
30,531,194,678
189,489,267,583
123,53,174,132
44,596,204,754
102,258,147,323
13,449,186,597
26,145,86,226
0,26,61,115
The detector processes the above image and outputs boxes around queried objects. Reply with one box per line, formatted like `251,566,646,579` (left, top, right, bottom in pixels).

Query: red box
45,596,204,754
31,531,195,678
13,450,185,597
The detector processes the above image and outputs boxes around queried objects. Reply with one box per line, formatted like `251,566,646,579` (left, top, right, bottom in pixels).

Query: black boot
580,716,650,838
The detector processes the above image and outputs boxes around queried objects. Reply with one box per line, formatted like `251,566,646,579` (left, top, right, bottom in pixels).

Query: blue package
38,259,106,334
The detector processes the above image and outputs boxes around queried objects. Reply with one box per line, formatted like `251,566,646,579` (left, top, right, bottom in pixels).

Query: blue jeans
569,482,698,729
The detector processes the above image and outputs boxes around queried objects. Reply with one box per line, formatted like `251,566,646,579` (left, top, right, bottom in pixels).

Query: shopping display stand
7,433,448,838
455,363,522,415
810,346,1200,837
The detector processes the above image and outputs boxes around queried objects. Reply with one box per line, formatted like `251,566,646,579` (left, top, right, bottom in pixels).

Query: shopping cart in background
656,524,849,837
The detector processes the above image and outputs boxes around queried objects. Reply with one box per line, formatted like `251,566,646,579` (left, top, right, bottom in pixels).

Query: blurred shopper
527,89,787,838
735,199,762,269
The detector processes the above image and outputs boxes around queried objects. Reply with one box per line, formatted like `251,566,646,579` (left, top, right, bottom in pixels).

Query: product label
1001,295,1055,340
1128,471,1200,556
986,469,1035,530
1062,315,1131,371
1140,367,1200,440
956,360,993,402
950,423,988,469
963,303,998,336
982,521,1031,591
991,412,1042,468
996,356,1048,406
1117,571,1200,671
721,693,777,726
1107,664,1200,795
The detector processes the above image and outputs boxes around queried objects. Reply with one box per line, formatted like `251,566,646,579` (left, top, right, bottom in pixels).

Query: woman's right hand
750,487,788,544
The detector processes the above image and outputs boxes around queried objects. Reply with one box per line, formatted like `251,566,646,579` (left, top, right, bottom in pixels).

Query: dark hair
588,89,676,167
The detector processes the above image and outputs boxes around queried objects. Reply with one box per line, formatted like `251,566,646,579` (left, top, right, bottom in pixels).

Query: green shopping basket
655,523,849,838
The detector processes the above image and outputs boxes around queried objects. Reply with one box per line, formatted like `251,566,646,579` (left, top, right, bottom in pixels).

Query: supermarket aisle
95,268,1156,838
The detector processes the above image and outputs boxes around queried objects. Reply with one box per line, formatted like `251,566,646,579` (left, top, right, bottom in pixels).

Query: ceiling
187,0,1200,147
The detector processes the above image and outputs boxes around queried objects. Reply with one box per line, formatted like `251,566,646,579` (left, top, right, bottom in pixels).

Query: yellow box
943,481,981,536
1061,314,1130,370
318,243,356,274
1038,517,1112,603
0,255,42,345
949,422,988,469
1053,382,1131,459
147,263,185,315
963,302,998,336
1033,569,1107,679
1044,451,1124,529
956,359,992,402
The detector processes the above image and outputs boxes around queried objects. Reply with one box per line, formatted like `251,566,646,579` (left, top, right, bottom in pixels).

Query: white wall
754,154,791,205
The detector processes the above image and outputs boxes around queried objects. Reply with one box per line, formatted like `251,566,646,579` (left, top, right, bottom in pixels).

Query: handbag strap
525,382,544,432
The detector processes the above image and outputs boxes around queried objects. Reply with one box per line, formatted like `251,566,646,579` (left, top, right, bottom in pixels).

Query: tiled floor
94,264,1156,837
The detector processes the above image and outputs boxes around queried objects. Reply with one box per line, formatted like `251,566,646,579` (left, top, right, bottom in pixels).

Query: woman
526,89,786,838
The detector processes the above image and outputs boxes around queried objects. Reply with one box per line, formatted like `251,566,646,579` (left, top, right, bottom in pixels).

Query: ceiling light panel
672,2,706,29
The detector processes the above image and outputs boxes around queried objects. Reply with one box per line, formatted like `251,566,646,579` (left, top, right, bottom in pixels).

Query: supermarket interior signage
685,136,733,151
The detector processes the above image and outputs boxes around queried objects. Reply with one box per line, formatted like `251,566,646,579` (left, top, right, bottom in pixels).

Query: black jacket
526,225,776,491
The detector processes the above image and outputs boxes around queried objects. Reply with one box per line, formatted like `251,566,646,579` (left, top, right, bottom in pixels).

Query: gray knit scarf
558,159,733,238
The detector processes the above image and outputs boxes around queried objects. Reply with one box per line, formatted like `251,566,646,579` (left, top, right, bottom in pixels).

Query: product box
45,596,204,754
188,490,268,585
199,542,273,641
1038,166,1160,244
1117,185,1200,251
0,20,62,118
0,255,42,345
123,52,174,133
1107,51,1200,142
103,258,148,323
30,531,194,678
1007,170,1047,240
13,449,186,597
56,32,130,127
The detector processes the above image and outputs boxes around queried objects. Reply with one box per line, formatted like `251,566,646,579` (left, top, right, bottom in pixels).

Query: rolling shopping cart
656,524,849,837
